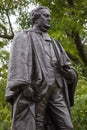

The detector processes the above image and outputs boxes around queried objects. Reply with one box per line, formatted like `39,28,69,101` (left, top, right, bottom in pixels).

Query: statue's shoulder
13,29,31,40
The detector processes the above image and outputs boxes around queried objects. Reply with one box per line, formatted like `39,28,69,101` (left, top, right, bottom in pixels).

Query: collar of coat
27,28,52,41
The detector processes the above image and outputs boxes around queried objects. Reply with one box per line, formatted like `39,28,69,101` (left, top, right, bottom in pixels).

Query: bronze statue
5,6,78,130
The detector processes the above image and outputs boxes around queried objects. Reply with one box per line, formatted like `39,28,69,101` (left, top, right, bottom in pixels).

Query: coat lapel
29,30,48,78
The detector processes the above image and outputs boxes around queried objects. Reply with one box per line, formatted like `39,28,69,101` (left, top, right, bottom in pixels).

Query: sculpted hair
30,6,50,26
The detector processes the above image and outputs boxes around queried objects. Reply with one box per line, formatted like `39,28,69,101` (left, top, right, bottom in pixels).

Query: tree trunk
72,31,87,65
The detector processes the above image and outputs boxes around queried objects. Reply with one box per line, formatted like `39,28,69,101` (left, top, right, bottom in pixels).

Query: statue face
35,8,51,32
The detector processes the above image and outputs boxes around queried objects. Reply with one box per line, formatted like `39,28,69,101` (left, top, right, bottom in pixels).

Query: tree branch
6,12,14,36
0,10,14,39
72,31,87,61
0,34,13,39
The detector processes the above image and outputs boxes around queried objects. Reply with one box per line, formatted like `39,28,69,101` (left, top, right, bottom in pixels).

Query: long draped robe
5,29,78,130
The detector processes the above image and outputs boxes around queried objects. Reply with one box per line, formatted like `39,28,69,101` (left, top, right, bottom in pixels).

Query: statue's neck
32,24,49,33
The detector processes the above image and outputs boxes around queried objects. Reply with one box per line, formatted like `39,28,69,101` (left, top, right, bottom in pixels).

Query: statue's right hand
22,87,34,100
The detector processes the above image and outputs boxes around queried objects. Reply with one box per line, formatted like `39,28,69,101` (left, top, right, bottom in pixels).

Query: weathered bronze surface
5,6,78,130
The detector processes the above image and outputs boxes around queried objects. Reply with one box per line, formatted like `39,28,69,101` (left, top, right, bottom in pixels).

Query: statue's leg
35,97,48,130
48,85,74,130
11,93,36,130
35,83,73,130
35,84,57,130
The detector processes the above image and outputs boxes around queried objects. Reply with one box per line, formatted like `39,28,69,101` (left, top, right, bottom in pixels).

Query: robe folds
5,28,78,130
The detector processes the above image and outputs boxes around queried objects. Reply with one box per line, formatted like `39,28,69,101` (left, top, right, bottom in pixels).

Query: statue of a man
5,6,78,130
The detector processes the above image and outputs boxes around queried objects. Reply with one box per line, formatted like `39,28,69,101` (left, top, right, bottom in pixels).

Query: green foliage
0,104,11,130
70,64,87,129
76,64,87,80
0,36,10,130
71,77,87,130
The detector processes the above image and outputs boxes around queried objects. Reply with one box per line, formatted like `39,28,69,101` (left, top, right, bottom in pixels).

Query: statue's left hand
61,67,74,81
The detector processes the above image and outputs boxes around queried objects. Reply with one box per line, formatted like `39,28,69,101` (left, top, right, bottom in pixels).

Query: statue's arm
6,31,31,102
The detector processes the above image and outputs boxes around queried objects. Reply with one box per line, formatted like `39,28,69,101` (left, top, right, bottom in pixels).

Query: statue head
30,6,51,32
